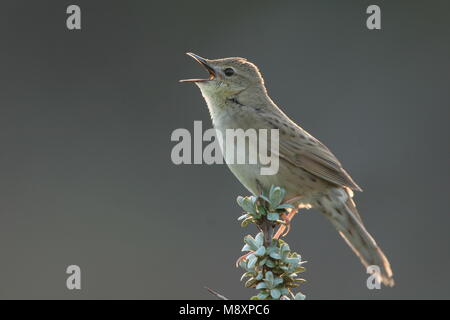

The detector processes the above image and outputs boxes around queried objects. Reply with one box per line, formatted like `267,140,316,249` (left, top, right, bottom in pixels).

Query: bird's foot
273,208,298,239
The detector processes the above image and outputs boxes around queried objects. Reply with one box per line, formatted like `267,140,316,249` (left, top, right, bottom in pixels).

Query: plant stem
257,215,275,248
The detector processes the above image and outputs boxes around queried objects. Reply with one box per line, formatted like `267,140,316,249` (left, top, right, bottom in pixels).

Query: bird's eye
224,68,235,77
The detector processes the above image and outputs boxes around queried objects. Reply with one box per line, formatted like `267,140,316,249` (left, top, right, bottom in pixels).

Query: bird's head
180,53,266,100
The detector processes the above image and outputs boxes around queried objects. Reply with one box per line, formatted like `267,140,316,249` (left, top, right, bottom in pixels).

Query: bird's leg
273,196,302,239
273,208,298,239
273,212,288,240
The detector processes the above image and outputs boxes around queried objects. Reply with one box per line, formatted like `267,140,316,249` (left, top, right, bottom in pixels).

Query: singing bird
180,53,394,286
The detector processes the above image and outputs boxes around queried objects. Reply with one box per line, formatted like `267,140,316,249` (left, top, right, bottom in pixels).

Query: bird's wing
277,124,362,191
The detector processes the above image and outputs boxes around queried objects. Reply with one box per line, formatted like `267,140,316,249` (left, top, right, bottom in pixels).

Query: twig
237,187,307,300
257,215,275,248
204,286,229,300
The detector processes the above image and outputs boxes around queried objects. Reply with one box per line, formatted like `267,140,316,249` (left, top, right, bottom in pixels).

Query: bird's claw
273,209,297,239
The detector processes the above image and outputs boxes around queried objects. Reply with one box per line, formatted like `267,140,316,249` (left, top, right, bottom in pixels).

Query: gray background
0,0,449,299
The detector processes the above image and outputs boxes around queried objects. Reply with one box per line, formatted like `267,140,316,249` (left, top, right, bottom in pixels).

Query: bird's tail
316,187,394,287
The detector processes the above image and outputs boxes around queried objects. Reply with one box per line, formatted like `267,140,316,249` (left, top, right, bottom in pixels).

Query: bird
180,52,394,287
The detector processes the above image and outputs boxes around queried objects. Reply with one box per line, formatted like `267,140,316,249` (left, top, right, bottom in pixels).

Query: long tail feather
317,188,394,287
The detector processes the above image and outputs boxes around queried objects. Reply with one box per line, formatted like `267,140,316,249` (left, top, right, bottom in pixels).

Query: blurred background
0,0,449,299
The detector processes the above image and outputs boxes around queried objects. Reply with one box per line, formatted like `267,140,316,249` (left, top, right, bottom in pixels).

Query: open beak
179,53,216,83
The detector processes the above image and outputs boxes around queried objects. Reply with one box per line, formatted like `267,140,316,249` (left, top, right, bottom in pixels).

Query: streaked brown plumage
181,53,394,286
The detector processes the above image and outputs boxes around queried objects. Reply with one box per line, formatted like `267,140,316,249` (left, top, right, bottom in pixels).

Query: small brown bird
181,53,394,286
